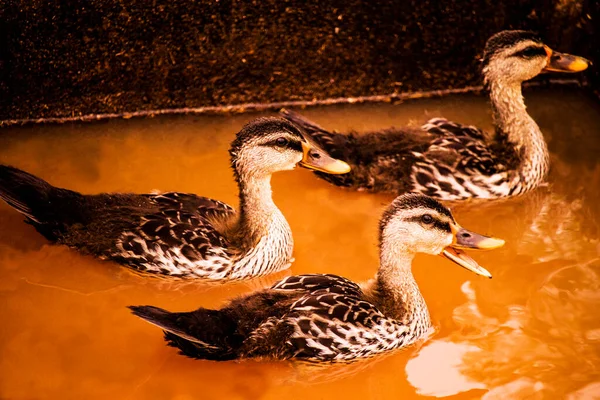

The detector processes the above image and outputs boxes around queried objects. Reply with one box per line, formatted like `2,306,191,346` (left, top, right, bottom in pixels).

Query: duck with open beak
441,225,505,279
543,45,590,73
298,134,351,174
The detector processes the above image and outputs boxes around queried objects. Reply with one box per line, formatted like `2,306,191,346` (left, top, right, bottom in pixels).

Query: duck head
482,30,589,86
379,194,505,278
229,117,350,179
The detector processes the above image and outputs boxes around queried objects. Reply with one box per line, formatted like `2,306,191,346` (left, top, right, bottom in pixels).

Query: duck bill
441,227,505,279
543,46,589,73
298,140,351,174
442,247,493,278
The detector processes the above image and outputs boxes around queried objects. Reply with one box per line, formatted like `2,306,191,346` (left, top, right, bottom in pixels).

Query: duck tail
0,165,57,223
128,305,240,361
0,165,89,241
279,109,339,148
280,108,327,132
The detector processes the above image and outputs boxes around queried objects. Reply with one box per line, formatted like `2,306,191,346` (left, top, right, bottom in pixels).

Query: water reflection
408,259,600,398
407,150,600,398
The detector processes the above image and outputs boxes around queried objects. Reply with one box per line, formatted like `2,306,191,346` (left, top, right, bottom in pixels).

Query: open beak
441,226,505,279
542,46,590,73
298,140,351,174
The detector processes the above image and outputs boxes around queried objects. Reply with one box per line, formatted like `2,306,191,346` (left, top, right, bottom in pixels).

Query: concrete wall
1,0,597,123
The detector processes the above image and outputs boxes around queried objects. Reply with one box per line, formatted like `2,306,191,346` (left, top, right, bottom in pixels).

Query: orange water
1,88,599,399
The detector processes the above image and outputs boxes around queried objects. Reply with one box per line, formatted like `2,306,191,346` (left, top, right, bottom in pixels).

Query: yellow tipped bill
441,226,505,278
543,46,590,73
299,140,351,174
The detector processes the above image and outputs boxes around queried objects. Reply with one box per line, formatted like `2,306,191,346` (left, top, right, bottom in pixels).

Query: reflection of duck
456,163,600,274
407,256,600,399
0,118,350,280
130,194,503,361
282,30,589,200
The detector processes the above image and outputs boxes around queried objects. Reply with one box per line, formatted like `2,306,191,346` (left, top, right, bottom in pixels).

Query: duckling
281,30,590,200
129,193,504,362
0,118,350,280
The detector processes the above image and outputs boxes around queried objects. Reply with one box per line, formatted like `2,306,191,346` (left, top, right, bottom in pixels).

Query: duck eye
275,137,288,147
421,214,434,224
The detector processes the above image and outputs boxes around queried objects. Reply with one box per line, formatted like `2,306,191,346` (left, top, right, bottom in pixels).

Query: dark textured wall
0,0,597,122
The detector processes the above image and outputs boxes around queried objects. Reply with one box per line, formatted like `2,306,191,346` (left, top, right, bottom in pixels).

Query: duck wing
330,120,504,194
111,192,236,277
267,274,408,361
284,288,407,361
271,273,362,296
409,118,520,198
421,118,488,141
146,191,234,218
419,118,501,175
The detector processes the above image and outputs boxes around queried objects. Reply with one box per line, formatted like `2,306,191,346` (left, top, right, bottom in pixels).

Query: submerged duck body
130,194,505,362
0,118,350,280
282,31,590,200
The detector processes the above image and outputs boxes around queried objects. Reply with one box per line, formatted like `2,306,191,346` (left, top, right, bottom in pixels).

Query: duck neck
235,171,280,239
227,168,294,278
487,79,549,188
372,243,431,333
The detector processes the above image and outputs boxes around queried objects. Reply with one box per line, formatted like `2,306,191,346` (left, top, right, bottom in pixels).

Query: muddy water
0,87,599,399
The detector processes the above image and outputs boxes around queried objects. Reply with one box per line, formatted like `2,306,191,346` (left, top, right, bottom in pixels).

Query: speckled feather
130,273,418,362
112,192,239,278
280,31,560,200
0,166,245,278
0,170,292,280
282,110,522,200
128,194,472,362
0,118,309,280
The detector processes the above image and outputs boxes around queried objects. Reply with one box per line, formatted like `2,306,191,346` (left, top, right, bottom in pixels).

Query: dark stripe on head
434,220,451,232
379,193,455,238
286,139,303,152
406,215,452,233
229,117,305,160
512,46,547,59
482,30,542,66
263,138,303,152
391,194,453,218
